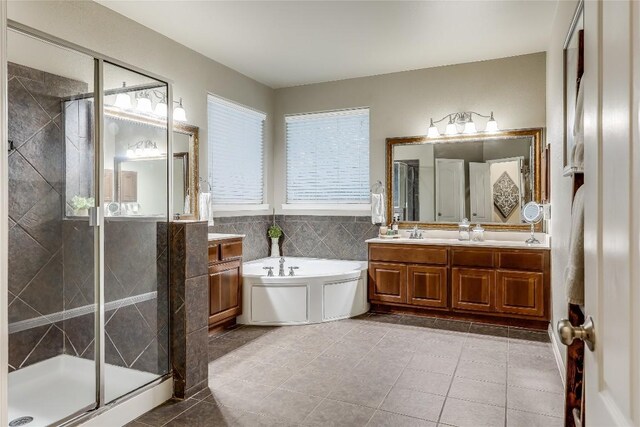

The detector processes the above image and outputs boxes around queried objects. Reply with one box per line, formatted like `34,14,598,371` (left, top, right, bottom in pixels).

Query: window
208,94,266,205
286,108,370,205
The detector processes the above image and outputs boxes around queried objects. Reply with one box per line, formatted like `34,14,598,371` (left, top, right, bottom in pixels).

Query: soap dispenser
392,214,400,235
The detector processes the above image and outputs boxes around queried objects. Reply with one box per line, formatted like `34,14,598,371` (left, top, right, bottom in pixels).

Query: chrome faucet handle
288,266,299,276
263,266,274,277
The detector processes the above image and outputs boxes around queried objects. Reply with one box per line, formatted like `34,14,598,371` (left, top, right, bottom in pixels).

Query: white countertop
208,233,246,241
366,230,550,250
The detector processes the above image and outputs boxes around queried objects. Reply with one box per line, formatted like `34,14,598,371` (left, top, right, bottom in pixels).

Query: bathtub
238,257,369,326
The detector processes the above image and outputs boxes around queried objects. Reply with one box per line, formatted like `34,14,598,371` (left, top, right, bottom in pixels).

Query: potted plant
268,224,283,258
71,195,94,217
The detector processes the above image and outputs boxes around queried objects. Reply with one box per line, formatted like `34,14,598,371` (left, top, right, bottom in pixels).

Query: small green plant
268,224,283,239
71,195,95,210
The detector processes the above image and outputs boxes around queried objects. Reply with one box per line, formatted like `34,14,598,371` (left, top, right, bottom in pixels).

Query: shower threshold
8,355,158,427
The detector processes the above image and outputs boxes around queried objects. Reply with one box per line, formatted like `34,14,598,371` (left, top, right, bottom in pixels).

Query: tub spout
279,257,286,277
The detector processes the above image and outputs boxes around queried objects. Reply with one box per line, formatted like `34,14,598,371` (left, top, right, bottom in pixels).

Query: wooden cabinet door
407,265,447,308
209,260,242,326
496,269,545,317
119,170,138,202
368,262,407,304
451,267,495,312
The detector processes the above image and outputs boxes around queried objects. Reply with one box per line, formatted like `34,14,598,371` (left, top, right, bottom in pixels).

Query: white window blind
208,94,266,204
286,108,370,204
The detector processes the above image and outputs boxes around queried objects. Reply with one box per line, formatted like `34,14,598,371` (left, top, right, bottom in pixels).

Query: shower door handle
88,206,100,227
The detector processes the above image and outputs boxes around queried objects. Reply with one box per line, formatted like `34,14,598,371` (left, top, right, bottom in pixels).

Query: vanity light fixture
126,139,162,158
173,97,187,122
154,99,168,118
136,91,153,114
427,111,499,137
114,82,132,110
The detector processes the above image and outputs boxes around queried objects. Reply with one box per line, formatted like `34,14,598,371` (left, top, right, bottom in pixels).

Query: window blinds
207,94,266,204
286,108,370,204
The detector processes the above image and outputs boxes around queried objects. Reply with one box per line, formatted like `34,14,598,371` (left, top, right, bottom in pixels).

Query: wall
7,0,275,217
273,53,546,217
547,0,580,365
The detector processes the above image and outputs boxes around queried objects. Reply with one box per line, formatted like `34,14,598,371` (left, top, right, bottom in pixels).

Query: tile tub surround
7,62,87,372
170,221,210,398
209,215,379,262
131,314,563,426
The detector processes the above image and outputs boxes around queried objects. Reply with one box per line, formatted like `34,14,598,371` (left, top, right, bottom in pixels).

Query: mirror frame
104,106,200,217
385,127,544,231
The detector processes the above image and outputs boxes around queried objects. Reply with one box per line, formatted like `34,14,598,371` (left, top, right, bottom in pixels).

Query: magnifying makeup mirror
522,202,544,244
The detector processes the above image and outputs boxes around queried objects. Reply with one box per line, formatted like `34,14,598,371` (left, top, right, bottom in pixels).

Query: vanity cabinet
208,237,243,329
368,243,551,329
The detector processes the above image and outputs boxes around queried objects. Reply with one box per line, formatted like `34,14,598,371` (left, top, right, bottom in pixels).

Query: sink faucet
409,225,423,239
278,257,286,277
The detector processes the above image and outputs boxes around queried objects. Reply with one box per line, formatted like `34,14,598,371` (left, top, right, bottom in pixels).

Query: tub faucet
279,257,286,277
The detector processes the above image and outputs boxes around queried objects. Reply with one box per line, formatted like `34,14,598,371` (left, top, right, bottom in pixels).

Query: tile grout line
435,328,469,425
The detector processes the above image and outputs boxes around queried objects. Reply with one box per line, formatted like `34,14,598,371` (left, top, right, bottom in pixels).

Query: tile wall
209,215,378,262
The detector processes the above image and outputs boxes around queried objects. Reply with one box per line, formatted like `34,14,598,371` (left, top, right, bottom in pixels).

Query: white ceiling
98,0,558,89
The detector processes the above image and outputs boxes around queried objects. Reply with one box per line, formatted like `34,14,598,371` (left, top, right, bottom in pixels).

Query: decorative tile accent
493,171,519,219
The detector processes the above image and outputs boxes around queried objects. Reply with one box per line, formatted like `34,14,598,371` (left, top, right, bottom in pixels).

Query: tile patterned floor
129,314,564,427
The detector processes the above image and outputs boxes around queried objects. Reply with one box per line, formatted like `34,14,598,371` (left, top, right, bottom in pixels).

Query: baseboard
548,323,566,386
81,377,173,427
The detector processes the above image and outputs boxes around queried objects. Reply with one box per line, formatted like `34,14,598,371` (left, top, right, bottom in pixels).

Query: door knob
557,316,595,351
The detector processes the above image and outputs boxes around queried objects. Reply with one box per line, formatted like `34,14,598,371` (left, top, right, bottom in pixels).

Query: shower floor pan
8,355,158,427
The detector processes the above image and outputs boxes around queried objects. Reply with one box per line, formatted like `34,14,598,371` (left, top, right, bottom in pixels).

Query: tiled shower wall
7,63,86,371
8,62,168,375
209,215,379,261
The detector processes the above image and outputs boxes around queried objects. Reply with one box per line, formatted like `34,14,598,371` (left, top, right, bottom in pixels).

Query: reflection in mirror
388,129,542,230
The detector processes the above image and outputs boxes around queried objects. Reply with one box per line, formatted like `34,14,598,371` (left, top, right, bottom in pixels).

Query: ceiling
98,0,558,89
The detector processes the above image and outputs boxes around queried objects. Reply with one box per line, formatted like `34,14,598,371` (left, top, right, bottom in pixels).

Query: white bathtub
238,257,369,326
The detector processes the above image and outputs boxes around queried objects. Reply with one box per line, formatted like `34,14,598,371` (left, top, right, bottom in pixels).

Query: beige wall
547,0,580,367
273,53,546,216
7,0,275,216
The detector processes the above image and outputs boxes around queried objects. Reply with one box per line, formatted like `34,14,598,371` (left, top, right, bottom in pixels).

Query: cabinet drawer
451,248,495,268
496,270,545,318
369,244,447,265
220,240,243,260
497,251,546,271
451,267,495,312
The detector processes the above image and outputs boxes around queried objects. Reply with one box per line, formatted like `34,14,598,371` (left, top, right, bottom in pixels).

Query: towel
571,80,585,170
565,185,585,305
198,192,214,226
183,194,191,215
371,193,386,224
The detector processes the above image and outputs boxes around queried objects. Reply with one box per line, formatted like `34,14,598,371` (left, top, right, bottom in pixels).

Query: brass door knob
557,316,595,351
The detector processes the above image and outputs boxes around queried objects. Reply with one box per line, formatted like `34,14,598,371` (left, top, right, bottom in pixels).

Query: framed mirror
103,106,199,217
386,128,544,231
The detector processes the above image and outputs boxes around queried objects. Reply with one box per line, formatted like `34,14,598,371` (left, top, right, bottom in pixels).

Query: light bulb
485,112,499,133
463,120,477,134
126,149,134,158
114,82,131,110
136,96,153,114
173,97,187,122
154,102,168,118
445,121,458,136
427,119,440,138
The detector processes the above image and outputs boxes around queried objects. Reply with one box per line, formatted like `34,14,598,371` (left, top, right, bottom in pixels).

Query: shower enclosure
6,24,172,426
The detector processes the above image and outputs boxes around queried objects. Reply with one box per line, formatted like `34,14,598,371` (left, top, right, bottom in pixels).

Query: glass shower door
7,28,98,425
101,62,170,402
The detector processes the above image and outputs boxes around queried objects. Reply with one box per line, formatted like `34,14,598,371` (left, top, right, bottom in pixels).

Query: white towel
572,81,585,170
565,185,585,305
183,194,191,215
371,193,386,224
198,192,214,226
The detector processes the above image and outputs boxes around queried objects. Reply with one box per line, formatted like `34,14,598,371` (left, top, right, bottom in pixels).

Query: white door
469,162,492,222
435,159,464,222
582,1,640,425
